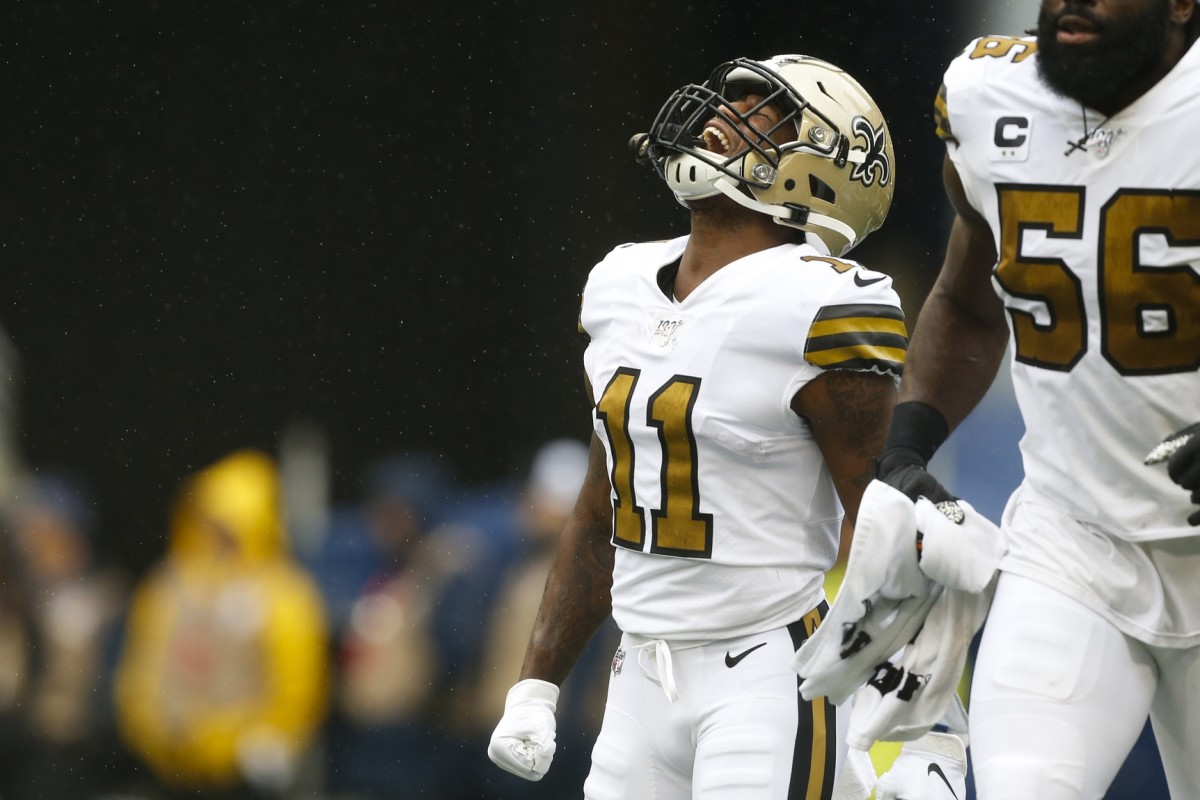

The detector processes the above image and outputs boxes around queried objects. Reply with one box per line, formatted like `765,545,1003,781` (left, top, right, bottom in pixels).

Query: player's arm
791,369,897,527
899,155,1009,425
518,429,615,684
489,384,615,782
876,155,1009,499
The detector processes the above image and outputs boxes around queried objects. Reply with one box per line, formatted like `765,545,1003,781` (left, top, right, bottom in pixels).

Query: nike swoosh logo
853,272,887,287
724,642,767,668
927,763,959,799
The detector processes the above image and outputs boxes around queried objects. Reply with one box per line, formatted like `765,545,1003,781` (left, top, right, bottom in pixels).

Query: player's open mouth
701,125,732,155
1056,15,1099,45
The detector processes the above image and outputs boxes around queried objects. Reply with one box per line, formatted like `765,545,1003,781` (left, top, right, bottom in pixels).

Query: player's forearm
519,514,614,685
519,435,615,685
903,165,1010,433
899,285,1008,433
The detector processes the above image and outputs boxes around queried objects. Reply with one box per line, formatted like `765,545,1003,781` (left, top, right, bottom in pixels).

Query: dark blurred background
2,0,981,574
3,7,1174,800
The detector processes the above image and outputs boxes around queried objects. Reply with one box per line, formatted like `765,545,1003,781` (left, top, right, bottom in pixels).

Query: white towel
842,578,991,749
794,479,1005,750
792,480,937,705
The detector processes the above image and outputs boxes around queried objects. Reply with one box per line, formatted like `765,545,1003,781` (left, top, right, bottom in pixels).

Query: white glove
487,678,560,781
875,731,967,800
914,495,1005,593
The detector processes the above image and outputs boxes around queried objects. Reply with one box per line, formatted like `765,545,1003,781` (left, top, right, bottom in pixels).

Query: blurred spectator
323,451,493,799
461,438,618,799
304,452,457,641
0,471,126,798
113,449,329,799
0,327,32,795
0,506,33,798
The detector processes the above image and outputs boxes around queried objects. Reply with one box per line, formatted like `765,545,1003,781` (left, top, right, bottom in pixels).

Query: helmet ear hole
809,175,836,204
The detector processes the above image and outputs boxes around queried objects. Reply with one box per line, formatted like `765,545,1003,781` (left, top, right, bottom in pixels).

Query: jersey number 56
995,185,1200,376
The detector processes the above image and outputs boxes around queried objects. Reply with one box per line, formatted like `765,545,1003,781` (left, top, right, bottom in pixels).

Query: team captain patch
805,303,908,375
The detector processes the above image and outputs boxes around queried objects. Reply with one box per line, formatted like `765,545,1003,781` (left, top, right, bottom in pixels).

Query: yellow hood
169,449,285,565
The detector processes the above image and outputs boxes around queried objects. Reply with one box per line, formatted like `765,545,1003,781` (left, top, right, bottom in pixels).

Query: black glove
1147,422,1200,526
874,449,957,506
875,402,956,505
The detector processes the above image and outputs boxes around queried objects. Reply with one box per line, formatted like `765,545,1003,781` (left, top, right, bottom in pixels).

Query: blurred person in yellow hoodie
114,449,329,799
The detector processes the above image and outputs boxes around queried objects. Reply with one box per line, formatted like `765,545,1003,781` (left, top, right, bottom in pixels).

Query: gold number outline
968,36,1037,64
994,183,1087,371
1097,188,1200,376
596,368,646,549
595,368,714,559
647,375,714,558
800,255,855,273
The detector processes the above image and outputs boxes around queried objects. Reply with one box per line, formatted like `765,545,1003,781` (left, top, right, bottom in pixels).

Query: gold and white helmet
634,54,894,257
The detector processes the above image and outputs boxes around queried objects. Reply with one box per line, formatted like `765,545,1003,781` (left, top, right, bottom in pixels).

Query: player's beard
1035,2,1171,111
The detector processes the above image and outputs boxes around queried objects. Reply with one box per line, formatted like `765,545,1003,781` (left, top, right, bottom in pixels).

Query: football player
487,54,909,798
874,0,1200,797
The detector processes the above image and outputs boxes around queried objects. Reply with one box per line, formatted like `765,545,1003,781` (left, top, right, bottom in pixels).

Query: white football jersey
580,235,906,641
939,36,1200,542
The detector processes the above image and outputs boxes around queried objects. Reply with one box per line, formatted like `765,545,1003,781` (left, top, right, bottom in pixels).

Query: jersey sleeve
578,243,633,340
803,266,907,378
934,35,1040,221
933,81,956,145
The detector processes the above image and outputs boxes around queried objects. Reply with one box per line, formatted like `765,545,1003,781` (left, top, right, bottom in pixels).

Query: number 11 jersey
580,235,906,641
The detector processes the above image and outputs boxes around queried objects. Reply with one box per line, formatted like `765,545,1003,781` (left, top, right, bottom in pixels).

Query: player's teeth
702,126,730,154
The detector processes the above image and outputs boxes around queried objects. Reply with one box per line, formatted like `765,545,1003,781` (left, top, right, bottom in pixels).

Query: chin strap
663,148,862,256
711,176,856,256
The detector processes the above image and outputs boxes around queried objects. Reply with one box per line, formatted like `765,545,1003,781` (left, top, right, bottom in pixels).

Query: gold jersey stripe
807,303,908,373
934,82,956,143
809,315,908,339
798,604,831,800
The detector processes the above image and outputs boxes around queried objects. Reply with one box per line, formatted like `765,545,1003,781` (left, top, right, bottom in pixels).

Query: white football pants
970,572,1200,799
583,606,842,800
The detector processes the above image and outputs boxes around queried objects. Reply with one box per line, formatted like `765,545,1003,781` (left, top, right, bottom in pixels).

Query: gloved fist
875,731,968,800
1146,422,1200,526
487,679,559,781
874,449,957,507
875,402,954,507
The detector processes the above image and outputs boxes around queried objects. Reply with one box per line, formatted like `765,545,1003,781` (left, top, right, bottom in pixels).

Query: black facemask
1035,2,1172,111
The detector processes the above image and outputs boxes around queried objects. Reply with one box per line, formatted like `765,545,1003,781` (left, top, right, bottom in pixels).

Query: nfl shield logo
611,646,626,676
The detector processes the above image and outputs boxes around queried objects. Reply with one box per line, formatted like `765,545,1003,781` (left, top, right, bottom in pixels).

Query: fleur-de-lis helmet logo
850,116,891,188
